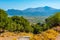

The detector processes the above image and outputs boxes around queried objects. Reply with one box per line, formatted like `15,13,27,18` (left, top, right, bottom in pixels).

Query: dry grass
0,27,59,40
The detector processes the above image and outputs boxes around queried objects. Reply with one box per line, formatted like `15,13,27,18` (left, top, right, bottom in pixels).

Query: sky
0,0,60,10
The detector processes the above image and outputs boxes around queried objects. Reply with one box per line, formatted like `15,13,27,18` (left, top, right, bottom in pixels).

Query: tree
45,12,60,28
9,16,33,32
0,9,8,30
32,24,43,34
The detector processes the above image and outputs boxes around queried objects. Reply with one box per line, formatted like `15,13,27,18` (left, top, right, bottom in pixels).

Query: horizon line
1,6,60,11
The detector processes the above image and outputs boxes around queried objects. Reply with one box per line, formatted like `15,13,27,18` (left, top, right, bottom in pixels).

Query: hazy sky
0,0,60,10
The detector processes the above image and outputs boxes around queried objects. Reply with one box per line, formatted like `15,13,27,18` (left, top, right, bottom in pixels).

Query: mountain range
6,6,60,23
7,6,60,17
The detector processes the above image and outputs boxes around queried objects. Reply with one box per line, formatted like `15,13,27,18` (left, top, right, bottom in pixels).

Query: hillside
0,7,60,40
24,16,47,23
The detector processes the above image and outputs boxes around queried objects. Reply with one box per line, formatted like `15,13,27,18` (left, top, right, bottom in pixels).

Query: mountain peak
43,6,54,10
44,6,51,8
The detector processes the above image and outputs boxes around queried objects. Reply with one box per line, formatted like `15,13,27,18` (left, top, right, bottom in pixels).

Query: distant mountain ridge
7,6,60,17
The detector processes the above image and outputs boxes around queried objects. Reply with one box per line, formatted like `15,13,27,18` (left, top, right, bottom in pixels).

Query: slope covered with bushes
0,9,60,34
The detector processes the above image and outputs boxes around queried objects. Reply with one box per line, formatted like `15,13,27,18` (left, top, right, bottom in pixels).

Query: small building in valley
18,36,30,40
